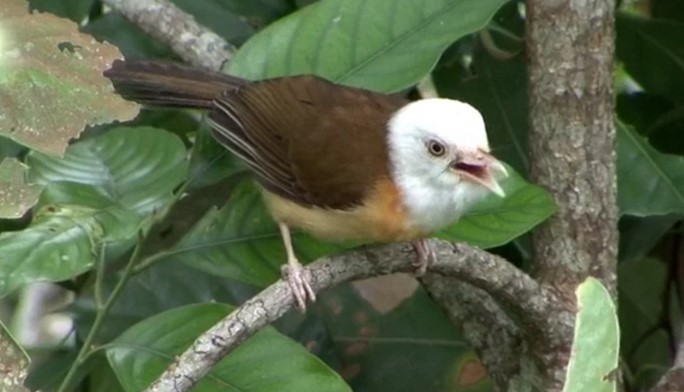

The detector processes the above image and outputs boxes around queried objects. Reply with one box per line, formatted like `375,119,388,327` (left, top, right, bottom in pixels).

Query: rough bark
101,0,235,70
422,275,531,390
526,0,618,388
527,0,618,292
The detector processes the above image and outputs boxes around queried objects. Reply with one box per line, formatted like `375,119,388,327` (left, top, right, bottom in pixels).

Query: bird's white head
387,98,508,233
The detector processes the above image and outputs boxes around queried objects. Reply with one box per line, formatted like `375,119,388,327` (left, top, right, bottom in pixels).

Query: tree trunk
526,0,618,388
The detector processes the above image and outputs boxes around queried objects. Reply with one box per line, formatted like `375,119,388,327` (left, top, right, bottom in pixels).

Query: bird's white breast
393,173,487,233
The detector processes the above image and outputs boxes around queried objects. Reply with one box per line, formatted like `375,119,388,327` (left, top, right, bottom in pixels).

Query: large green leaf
0,203,138,297
28,126,188,216
227,0,507,92
0,127,187,297
618,215,680,264
438,164,555,248
618,258,666,360
617,121,684,216
616,92,684,156
106,303,351,392
616,13,684,104
630,330,672,389
0,0,139,156
563,277,619,392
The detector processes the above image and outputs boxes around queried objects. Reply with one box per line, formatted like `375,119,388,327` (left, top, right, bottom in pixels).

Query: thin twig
145,240,557,392
94,242,107,309
57,233,146,392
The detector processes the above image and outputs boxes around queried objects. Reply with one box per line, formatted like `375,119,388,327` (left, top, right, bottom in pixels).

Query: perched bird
104,60,508,310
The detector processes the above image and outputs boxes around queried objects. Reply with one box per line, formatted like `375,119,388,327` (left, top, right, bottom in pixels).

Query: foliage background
0,0,682,391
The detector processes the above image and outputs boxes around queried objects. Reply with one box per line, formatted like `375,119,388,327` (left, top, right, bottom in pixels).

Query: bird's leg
411,239,436,276
278,222,316,310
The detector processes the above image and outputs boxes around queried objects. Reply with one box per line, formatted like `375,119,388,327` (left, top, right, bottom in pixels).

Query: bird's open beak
450,152,509,197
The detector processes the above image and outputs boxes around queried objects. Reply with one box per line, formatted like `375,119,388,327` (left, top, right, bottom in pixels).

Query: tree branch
422,275,530,390
101,0,235,70
145,240,557,392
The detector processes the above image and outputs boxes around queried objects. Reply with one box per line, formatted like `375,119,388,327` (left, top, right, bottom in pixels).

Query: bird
103,59,508,310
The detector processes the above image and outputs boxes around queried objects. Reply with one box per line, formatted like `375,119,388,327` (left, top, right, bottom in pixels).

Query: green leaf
563,277,619,392
0,204,136,297
106,303,351,392
0,320,30,392
0,127,187,297
617,121,684,216
0,158,42,219
652,0,684,23
616,13,684,103
25,351,79,392
619,215,680,264
89,356,125,392
227,0,508,92
29,0,95,23
187,126,246,189
316,276,491,391
630,329,671,389
28,126,188,217
159,181,344,287
618,258,666,361
73,260,257,344
0,0,139,156
438,164,556,248
616,92,684,156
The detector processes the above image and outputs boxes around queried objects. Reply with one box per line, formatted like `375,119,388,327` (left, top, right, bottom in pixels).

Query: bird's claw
412,240,436,277
281,262,316,311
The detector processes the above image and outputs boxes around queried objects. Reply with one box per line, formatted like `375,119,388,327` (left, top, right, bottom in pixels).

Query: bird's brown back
209,76,407,209
104,60,408,209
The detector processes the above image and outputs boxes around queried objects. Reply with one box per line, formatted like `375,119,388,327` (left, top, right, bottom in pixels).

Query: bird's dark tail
103,59,247,109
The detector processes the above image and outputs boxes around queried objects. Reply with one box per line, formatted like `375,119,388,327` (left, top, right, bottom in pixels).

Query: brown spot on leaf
339,363,361,380
358,325,377,338
354,311,369,324
344,342,369,356
455,359,488,387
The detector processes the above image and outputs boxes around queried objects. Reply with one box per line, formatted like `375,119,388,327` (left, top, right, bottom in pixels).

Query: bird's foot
281,259,316,311
412,239,436,277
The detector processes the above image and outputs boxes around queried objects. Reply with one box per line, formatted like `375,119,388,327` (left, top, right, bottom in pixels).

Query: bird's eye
427,140,446,157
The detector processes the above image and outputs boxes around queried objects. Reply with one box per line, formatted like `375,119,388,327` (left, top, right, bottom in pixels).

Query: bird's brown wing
208,76,406,209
